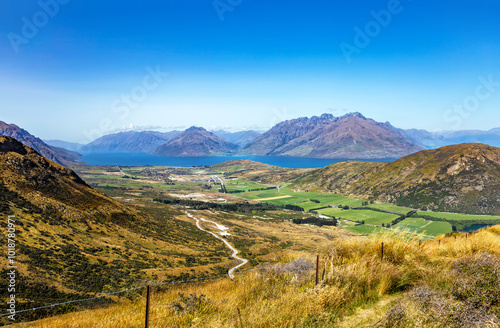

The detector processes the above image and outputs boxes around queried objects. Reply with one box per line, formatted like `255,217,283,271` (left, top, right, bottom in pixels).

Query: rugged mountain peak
339,112,366,120
0,121,80,165
0,121,27,136
185,126,206,132
0,121,19,130
319,113,335,120
151,126,239,157
242,112,422,159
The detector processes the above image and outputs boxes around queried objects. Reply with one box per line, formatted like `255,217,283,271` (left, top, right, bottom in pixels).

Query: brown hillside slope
0,136,233,324
0,136,133,221
292,143,500,215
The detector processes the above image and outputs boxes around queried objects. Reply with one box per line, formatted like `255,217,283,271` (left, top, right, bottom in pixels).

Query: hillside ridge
291,143,500,215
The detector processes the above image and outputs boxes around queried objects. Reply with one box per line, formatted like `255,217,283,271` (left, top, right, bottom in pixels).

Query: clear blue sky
1,0,499,143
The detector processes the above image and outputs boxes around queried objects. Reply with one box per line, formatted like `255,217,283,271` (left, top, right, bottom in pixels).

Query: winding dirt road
186,212,248,279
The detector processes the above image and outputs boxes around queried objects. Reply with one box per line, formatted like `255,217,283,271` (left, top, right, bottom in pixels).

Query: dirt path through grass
336,295,397,327
186,212,248,279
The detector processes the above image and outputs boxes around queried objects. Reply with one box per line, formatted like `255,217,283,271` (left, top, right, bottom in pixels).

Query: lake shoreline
80,152,397,169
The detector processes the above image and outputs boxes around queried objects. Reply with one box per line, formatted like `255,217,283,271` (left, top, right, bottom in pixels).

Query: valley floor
76,163,500,239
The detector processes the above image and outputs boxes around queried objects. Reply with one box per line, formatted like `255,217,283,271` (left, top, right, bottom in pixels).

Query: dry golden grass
12,226,500,328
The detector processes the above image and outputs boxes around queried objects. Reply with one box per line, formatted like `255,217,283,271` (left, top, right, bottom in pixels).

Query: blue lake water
461,224,494,232
80,152,396,169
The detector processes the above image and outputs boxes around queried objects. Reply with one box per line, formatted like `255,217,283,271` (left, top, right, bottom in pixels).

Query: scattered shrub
382,284,500,328
271,258,314,280
170,292,212,314
452,252,500,308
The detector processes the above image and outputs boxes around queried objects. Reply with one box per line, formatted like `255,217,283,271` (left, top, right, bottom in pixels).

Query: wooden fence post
315,255,320,286
381,242,384,261
145,285,151,328
237,308,244,328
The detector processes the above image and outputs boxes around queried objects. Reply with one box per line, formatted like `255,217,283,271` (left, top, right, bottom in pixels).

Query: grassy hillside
16,226,500,327
0,137,236,324
291,143,500,215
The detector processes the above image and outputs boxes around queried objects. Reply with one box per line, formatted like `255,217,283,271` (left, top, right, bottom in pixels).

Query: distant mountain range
151,126,240,157
292,143,500,215
399,128,500,149
212,130,261,147
4,113,499,159
77,129,260,154
80,130,181,153
241,113,423,159
0,121,80,166
44,139,85,152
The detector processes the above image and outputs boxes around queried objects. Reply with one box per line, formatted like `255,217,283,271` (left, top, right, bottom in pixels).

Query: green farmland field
238,187,365,208
420,221,453,236
365,203,414,215
318,208,399,225
344,225,385,234
393,217,452,236
417,211,500,222
77,165,496,241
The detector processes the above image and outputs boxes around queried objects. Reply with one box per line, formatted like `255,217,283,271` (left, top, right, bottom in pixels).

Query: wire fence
1,231,476,326
147,273,291,327
0,286,144,318
0,252,332,320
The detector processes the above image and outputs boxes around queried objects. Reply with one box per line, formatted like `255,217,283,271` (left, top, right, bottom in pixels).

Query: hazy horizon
2,0,499,143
